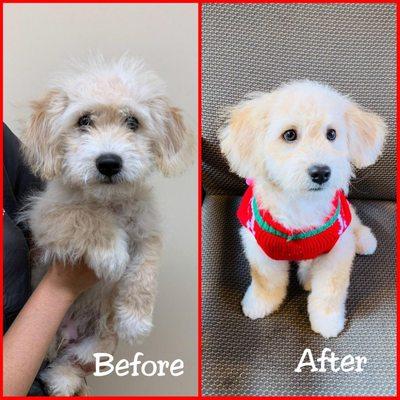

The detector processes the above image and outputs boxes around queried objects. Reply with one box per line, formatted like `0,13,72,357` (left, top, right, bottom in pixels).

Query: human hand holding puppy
45,258,99,300
219,80,386,338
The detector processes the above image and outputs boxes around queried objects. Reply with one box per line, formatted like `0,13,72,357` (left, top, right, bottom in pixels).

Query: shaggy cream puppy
20,56,193,395
219,80,386,339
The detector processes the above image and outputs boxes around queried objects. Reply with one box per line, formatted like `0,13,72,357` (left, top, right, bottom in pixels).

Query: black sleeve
3,212,30,331
3,123,43,220
3,123,40,330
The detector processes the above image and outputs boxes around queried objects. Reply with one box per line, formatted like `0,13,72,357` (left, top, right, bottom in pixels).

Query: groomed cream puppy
219,80,386,339
20,56,193,395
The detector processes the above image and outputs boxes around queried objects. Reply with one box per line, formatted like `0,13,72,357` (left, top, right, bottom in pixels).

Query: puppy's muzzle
308,164,331,185
96,153,122,177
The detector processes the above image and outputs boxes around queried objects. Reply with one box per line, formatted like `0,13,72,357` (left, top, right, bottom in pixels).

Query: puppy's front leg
240,227,289,319
84,225,130,283
113,234,161,344
350,204,377,255
308,228,356,338
30,201,129,283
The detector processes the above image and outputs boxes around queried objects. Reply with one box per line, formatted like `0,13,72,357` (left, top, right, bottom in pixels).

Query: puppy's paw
241,284,281,319
85,230,129,282
116,313,153,344
40,363,84,396
309,309,345,338
355,225,377,255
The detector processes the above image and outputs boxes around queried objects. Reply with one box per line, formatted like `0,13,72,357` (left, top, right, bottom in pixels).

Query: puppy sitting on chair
20,56,193,395
219,80,386,338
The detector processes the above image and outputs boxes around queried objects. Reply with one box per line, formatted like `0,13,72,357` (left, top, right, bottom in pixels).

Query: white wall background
4,3,198,396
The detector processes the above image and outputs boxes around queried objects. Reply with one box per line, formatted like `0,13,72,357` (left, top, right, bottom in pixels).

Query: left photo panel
3,3,198,396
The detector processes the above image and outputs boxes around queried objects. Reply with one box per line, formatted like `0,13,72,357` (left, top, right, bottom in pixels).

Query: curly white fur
19,55,193,396
219,80,386,339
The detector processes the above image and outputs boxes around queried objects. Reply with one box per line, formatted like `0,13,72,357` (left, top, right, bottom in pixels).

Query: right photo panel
201,3,396,396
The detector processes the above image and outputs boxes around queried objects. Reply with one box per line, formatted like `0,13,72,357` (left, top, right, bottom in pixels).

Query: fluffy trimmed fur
219,80,386,338
20,56,194,396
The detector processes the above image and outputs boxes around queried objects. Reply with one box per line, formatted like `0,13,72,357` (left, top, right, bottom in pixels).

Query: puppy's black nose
308,164,331,185
96,153,122,177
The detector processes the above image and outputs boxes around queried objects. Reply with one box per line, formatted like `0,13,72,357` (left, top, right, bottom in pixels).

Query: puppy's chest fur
110,190,161,253
28,181,158,265
255,185,337,230
23,180,161,357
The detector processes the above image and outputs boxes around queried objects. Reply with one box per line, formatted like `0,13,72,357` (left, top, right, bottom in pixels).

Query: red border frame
1,0,3,396
1,0,398,399
198,1,203,399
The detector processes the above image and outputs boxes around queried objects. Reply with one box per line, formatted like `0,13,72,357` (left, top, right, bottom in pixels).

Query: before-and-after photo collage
2,1,396,398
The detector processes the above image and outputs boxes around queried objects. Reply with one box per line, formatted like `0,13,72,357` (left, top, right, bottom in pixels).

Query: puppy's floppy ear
345,102,386,169
22,88,69,180
152,98,194,176
219,94,267,178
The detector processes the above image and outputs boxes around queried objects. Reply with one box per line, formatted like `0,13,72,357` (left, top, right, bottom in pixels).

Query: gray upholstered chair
202,4,396,395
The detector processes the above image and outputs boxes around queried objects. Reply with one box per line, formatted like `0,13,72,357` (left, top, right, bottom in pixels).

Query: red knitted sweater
237,182,352,261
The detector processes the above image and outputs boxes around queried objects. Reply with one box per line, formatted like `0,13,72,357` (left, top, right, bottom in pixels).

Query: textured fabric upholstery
202,3,396,200
202,3,396,396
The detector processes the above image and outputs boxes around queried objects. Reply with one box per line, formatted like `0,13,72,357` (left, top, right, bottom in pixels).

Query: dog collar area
237,184,352,261
251,194,342,242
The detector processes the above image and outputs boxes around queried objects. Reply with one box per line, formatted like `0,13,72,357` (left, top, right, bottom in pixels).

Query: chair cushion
202,196,396,395
202,3,396,200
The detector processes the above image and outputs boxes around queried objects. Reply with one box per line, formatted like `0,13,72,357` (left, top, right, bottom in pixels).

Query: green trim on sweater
251,196,341,242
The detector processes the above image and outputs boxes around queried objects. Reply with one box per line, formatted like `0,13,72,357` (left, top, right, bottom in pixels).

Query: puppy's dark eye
125,115,140,131
282,129,297,142
77,114,92,128
327,128,336,141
